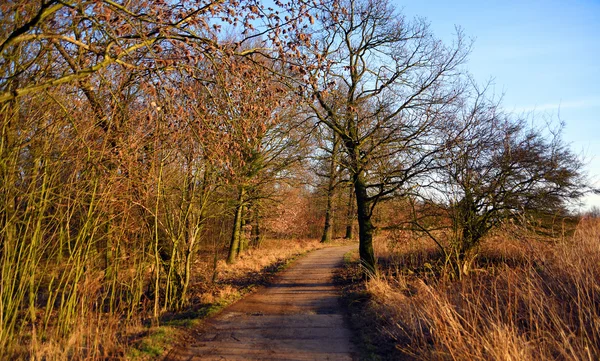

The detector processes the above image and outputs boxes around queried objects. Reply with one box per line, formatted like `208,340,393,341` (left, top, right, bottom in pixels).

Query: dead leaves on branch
0,0,323,104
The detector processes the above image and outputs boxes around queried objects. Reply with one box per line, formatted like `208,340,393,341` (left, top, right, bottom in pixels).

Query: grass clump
128,328,176,359
335,249,408,361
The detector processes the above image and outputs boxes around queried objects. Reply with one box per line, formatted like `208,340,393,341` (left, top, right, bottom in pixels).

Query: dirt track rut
164,245,357,361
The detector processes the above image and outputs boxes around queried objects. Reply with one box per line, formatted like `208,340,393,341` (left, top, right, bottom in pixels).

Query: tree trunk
353,172,377,277
344,185,355,239
321,134,339,243
321,194,334,243
227,187,245,264
238,202,247,256
180,220,200,309
344,122,376,276
251,203,262,248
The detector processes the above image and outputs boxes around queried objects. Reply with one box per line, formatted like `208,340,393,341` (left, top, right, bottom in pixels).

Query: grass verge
359,218,600,361
335,250,411,361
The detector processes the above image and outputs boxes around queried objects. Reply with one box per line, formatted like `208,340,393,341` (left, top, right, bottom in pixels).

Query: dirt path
164,245,357,361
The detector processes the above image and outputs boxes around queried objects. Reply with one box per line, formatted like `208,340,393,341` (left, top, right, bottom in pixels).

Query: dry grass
366,218,600,361
217,238,324,280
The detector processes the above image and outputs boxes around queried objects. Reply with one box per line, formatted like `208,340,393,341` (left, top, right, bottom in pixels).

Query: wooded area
0,0,594,359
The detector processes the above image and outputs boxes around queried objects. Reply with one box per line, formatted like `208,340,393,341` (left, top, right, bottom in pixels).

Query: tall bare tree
314,127,343,243
296,0,468,275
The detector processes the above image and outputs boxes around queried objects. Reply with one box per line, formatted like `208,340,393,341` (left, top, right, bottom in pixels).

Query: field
340,217,600,361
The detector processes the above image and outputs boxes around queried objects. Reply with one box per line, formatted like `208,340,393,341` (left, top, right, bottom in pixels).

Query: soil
163,245,357,361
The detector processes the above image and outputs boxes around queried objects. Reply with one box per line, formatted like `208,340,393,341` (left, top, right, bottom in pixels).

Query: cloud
513,95,600,113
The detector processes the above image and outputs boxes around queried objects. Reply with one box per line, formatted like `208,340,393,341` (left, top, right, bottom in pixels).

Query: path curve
164,245,357,361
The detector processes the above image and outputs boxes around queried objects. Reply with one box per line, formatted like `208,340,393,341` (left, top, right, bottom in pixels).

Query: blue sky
395,0,600,211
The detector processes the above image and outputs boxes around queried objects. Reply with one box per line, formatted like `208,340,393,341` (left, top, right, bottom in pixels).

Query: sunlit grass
364,218,600,361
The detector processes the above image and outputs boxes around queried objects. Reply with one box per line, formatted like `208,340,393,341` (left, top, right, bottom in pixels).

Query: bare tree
411,86,589,275
215,55,307,263
313,126,344,243
296,0,468,275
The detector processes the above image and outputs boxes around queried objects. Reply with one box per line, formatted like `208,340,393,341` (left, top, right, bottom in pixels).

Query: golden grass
217,238,324,278
367,218,600,361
